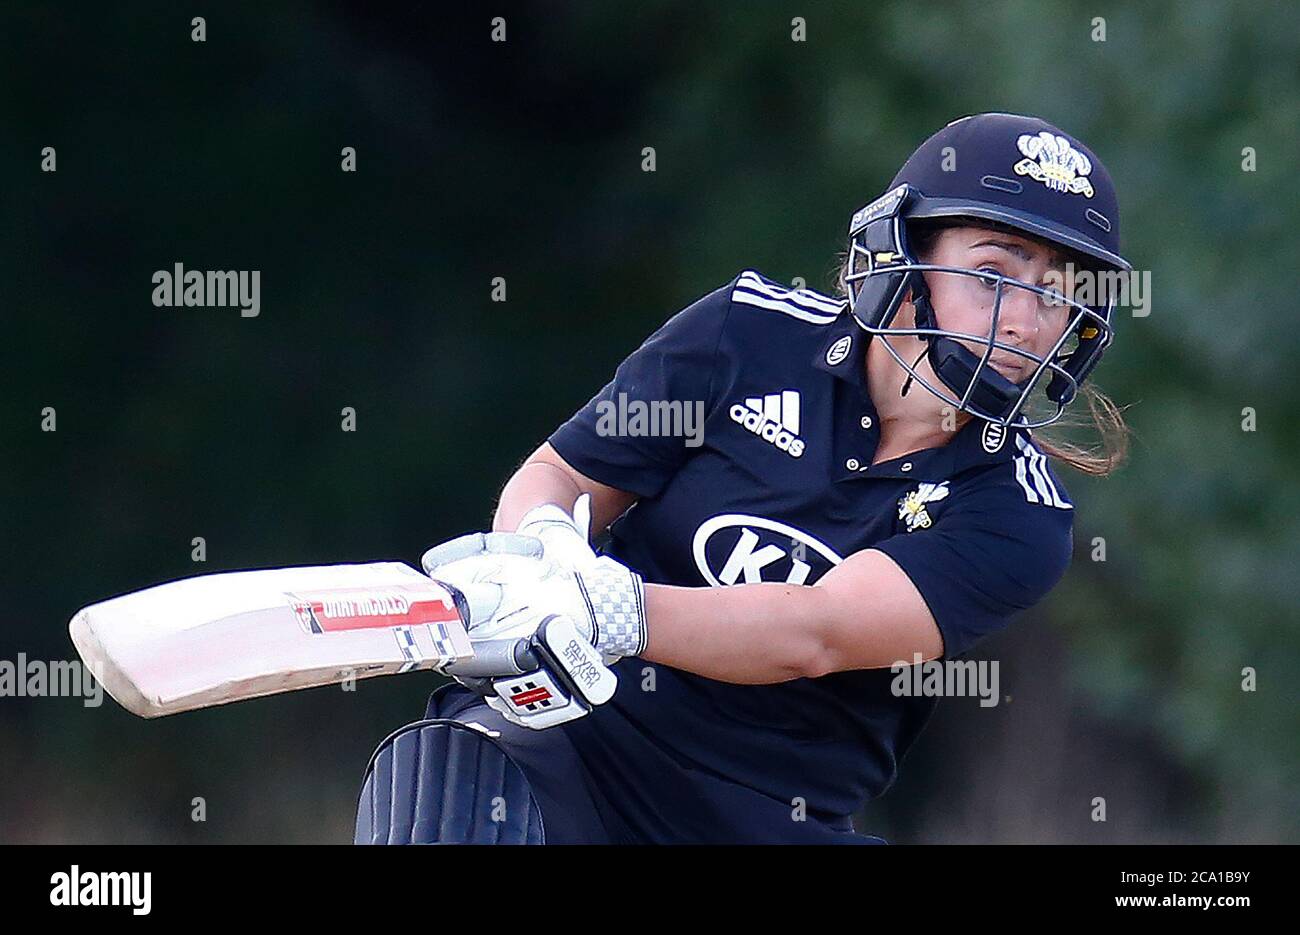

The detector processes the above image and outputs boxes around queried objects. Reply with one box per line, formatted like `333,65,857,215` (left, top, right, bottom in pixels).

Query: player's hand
483,554,647,662
514,493,598,570
499,494,647,661
421,530,563,640
420,531,618,730
421,529,646,660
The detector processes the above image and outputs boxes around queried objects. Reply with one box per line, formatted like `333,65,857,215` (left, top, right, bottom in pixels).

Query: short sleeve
547,280,734,498
872,480,1075,659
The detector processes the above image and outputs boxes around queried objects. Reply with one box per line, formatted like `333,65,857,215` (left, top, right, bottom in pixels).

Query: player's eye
1039,286,1068,306
975,267,1000,288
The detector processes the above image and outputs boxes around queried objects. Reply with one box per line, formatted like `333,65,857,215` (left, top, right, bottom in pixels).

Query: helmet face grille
845,180,1119,429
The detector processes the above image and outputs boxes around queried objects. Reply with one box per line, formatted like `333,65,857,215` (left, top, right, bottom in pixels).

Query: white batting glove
497,554,647,661
514,493,598,571
420,531,554,640
478,614,617,730
422,529,646,661
514,497,647,660
419,532,618,729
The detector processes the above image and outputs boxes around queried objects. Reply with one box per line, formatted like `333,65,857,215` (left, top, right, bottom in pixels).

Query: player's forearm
640,582,839,684
493,461,584,532
641,551,943,682
493,444,639,533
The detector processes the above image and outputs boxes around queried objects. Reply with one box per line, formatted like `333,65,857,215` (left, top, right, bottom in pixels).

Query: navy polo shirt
547,269,1075,841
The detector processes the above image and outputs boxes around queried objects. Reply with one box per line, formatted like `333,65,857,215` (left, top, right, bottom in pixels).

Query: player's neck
871,413,958,465
867,340,968,465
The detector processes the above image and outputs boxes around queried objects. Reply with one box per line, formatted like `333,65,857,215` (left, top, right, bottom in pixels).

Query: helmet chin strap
898,288,930,399
899,347,929,398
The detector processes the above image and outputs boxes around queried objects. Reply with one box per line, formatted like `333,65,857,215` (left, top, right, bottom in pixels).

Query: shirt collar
812,313,871,388
924,415,1028,478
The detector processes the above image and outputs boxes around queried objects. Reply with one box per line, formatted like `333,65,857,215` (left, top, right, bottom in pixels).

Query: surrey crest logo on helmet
1013,131,1095,198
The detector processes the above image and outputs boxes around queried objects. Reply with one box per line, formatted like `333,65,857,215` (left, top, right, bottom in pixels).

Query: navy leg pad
354,718,545,844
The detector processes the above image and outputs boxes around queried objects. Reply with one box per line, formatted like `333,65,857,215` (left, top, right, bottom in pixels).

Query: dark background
2,1,1296,843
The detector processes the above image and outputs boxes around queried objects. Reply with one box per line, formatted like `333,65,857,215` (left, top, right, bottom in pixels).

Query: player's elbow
797,646,841,680
796,596,944,678
791,598,852,680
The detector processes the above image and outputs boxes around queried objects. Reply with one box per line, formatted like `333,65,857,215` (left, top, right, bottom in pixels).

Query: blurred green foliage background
2,0,1296,842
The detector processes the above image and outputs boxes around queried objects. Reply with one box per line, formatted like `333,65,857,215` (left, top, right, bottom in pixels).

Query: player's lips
988,354,1027,375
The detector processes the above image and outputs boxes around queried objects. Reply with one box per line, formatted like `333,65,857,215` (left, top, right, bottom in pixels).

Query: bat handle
442,637,538,677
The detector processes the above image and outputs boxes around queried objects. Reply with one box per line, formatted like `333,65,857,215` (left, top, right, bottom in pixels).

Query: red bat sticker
286,584,461,635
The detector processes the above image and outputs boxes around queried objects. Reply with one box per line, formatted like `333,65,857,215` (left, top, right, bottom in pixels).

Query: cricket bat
69,562,474,718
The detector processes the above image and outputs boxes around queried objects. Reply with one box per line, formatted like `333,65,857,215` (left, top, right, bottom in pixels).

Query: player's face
918,226,1076,384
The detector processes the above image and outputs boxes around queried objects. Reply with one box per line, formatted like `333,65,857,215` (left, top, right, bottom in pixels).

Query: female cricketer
354,112,1132,845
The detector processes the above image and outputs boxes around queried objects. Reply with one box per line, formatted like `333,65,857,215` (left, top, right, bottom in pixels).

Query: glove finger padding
427,551,573,640
420,531,543,575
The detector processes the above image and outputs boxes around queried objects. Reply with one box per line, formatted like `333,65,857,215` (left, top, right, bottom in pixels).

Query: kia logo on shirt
692,514,843,586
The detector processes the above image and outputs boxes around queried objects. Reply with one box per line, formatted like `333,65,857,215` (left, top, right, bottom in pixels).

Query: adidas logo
729,390,805,458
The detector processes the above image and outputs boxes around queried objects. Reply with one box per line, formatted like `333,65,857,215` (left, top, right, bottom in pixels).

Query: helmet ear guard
846,184,920,333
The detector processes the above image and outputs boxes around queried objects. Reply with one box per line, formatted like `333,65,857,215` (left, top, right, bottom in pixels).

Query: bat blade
69,562,473,717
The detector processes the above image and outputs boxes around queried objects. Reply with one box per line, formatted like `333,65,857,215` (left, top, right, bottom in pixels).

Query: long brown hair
828,225,1131,477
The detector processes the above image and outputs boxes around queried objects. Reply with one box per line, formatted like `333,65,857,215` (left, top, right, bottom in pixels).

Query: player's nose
995,283,1041,347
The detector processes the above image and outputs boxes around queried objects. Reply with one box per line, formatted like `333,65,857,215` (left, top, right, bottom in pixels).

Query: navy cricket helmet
844,113,1131,428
